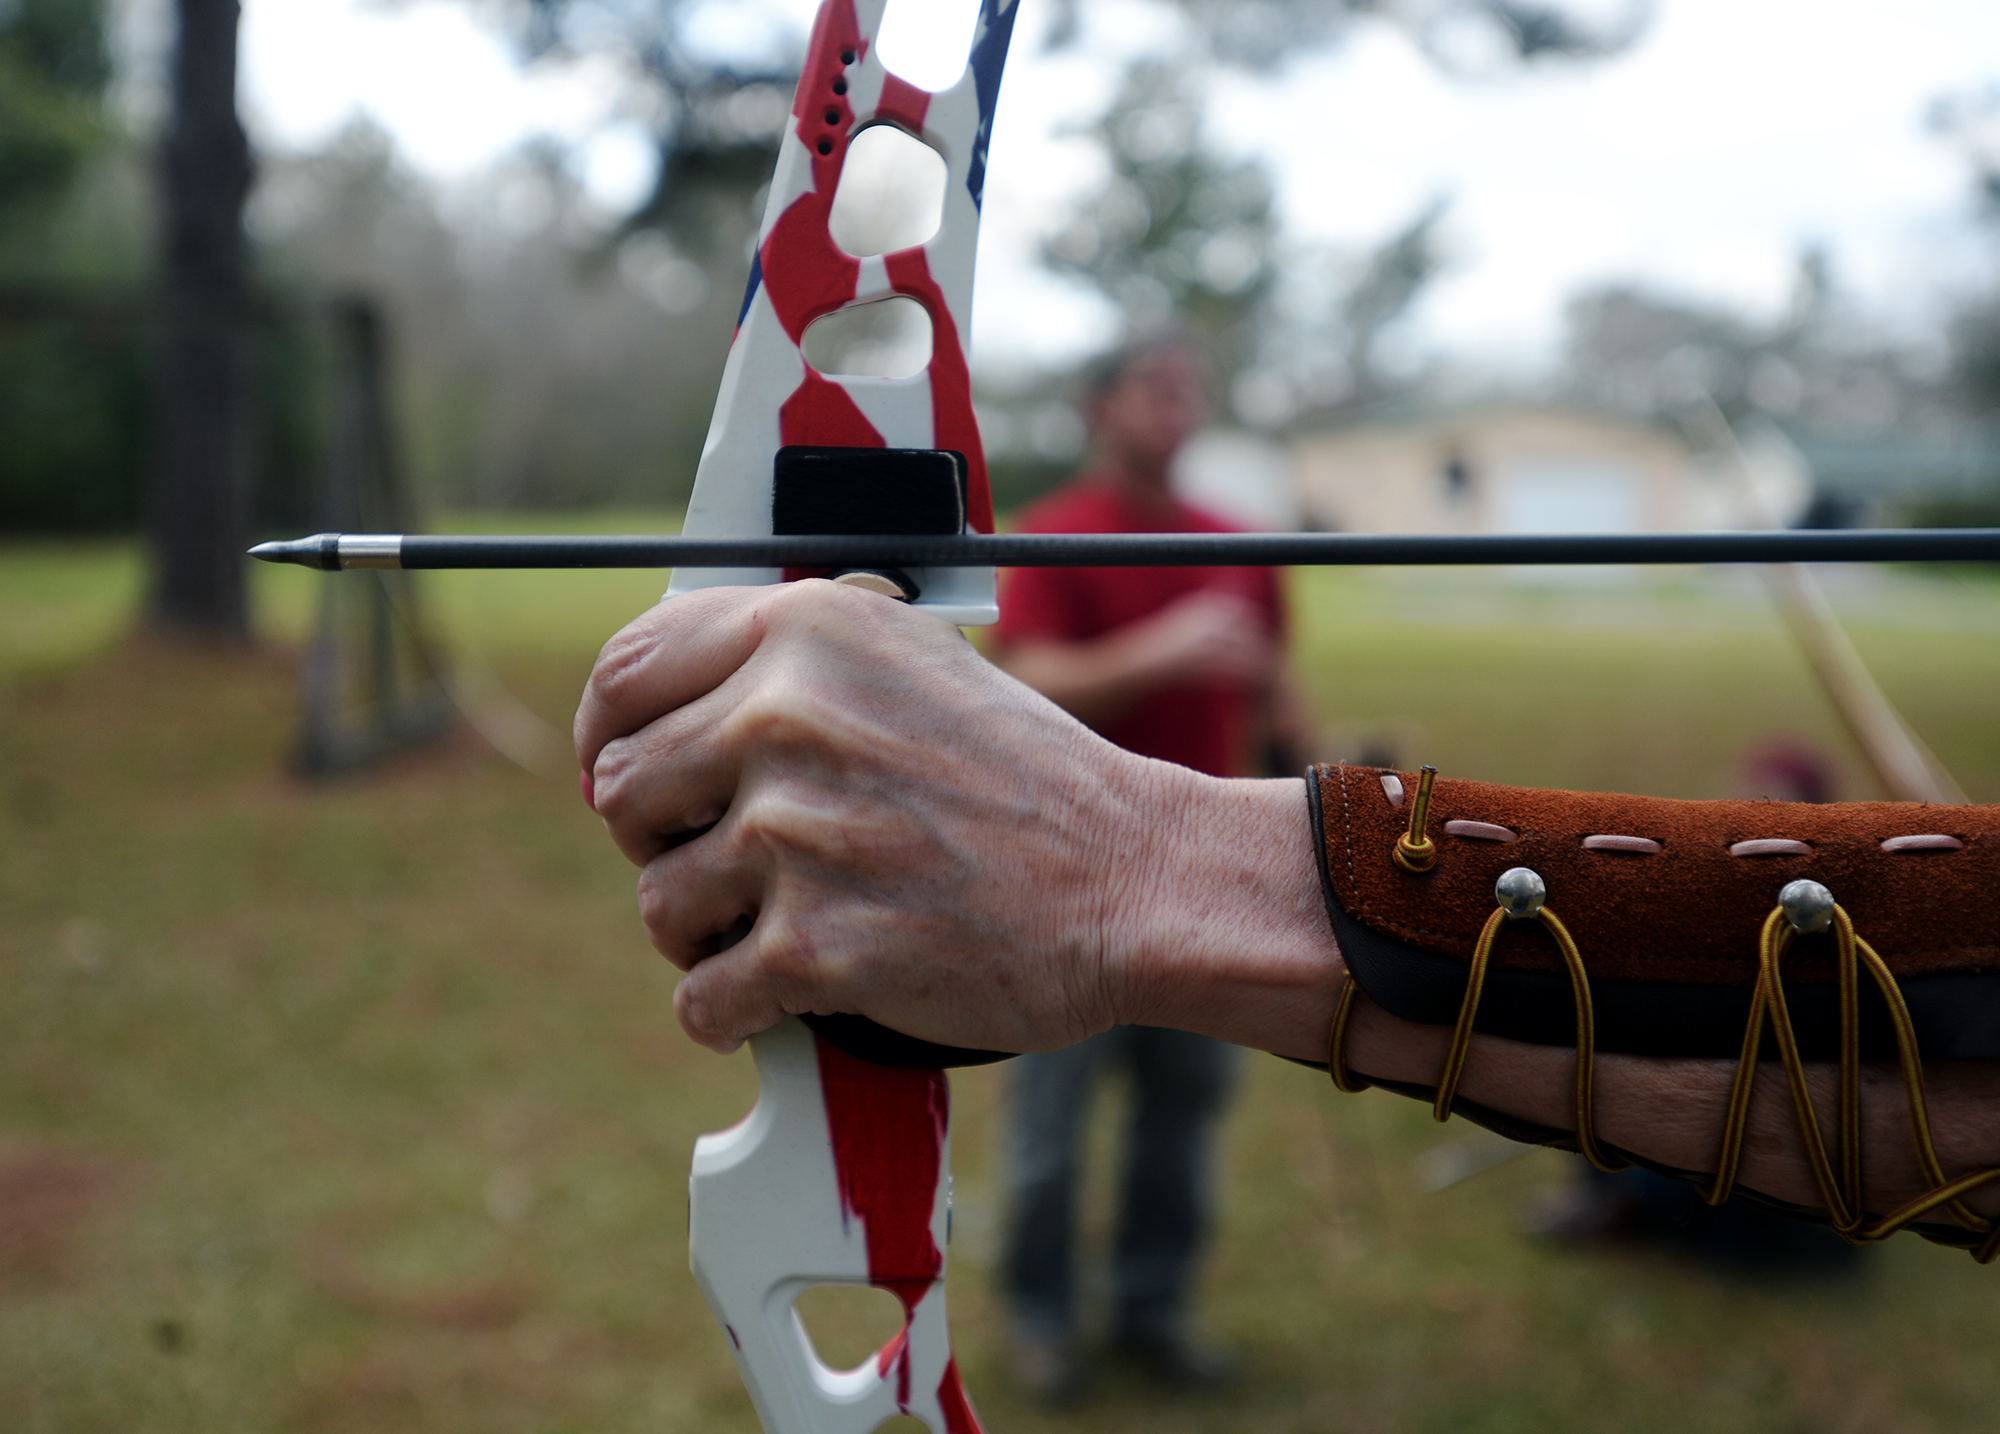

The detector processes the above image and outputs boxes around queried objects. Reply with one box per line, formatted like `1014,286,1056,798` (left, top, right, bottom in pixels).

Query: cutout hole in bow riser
802,296,933,379
792,1284,910,1373
829,124,948,257
876,0,980,92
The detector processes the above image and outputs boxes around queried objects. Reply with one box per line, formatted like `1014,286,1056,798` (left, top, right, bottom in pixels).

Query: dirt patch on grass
286,1324,659,1434
292,1340,553,1434
0,1146,132,1287
308,1225,536,1331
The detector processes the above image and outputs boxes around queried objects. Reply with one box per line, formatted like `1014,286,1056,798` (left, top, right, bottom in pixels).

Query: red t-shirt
995,478,1287,777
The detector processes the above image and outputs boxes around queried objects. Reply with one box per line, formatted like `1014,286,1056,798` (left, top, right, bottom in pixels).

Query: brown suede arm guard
1306,762,2000,1258
1310,764,2000,1061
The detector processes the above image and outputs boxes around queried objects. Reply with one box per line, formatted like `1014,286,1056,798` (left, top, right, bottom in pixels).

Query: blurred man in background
990,338,1314,1399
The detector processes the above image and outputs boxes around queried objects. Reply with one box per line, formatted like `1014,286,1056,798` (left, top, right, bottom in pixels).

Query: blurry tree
0,285,151,532
1562,252,1951,436
1213,195,1457,430
0,0,153,536
148,0,254,638
512,0,799,259
1560,255,2000,529
1042,60,1277,381
1930,85,2000,417
1566,283,1780,419
0,0,109,207
262,0,802,512
1042,0,1648,72
1922,82,2000,523
1928,83,2000,218
1335,197,1452,404
1561,70,2000,513
1040,0,1645,428
1950,299,2000,421
254,123,738,511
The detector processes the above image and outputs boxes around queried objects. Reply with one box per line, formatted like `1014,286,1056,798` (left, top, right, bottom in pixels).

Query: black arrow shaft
252,529,2000,570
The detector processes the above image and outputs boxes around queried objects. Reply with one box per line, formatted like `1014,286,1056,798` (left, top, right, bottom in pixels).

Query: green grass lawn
4,531,1999,1433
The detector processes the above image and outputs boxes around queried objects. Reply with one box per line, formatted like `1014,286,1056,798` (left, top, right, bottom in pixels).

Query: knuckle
729,787,823,861
586,627,655,712
756,581,829,638
752,910,822,988
635,864,674,933
725,687,827,758
637,872,702,962
768,575,881,634
588,738,643,825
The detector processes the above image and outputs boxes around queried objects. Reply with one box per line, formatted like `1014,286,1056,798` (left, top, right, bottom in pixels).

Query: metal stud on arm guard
1311,763,2000,1260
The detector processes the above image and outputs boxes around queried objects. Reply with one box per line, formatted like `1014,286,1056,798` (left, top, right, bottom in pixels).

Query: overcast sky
230,0,2000,375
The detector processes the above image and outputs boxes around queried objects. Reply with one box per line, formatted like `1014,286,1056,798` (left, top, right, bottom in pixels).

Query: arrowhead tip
246,534,339,569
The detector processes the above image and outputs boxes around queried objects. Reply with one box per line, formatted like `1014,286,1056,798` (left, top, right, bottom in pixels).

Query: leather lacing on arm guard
1324,876,2000,1263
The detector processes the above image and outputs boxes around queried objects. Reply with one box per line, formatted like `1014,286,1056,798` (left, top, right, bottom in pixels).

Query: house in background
1288,402,1792,536
1288,398,2000,536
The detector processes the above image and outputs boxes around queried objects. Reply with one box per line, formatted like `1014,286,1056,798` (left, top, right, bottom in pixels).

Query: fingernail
579,769,596,810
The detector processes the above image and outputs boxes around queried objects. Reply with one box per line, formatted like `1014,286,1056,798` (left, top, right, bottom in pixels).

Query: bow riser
683,5,1017,1429
669,0,1019,626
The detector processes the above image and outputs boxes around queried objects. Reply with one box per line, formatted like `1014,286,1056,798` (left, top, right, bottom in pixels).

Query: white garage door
1498,459,1642,534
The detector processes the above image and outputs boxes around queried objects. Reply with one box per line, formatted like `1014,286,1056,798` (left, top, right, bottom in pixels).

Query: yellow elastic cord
1701,912,1775,1210
1392,766,1439,874
1705,902,2000,1252
1431,908,1504,1122
1540,904,1628,1174
1426,901,1626,1172
1326,973,1368,1094
1327,885,2000,1258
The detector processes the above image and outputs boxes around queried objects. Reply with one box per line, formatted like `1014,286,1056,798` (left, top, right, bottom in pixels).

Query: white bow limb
691,1018,982,1433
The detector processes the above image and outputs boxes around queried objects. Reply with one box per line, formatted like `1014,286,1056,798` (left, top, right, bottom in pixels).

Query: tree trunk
147,0,253,638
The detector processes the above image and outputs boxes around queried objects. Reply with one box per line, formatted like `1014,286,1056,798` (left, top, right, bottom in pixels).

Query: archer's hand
574,582,1324,1055
1115,588,1274,690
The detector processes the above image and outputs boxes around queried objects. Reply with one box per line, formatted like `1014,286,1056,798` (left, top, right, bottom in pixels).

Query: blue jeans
1001,1026,1239,1343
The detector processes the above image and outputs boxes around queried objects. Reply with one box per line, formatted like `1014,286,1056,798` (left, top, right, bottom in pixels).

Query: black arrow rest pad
773,446,968,536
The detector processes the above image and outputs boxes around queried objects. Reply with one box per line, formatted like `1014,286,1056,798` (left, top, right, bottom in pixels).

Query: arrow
250,527,2000,571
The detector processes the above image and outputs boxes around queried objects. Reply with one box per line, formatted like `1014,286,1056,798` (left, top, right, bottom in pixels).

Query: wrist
1100,768,1343,1058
